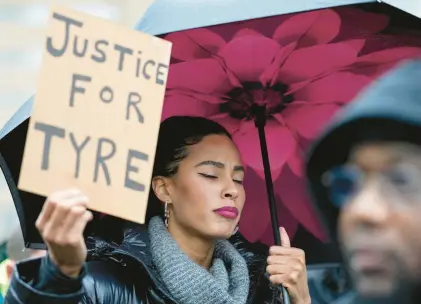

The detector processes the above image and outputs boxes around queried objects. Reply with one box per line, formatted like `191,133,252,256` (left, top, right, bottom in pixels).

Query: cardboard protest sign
18,5,172,224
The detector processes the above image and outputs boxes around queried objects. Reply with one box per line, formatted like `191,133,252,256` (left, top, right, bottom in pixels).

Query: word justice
46,13,168,85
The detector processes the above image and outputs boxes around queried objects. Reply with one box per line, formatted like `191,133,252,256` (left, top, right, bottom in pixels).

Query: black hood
305,57,421,243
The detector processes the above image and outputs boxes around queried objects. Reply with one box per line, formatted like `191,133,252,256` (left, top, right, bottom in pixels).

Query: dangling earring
164,201,169,228
232,225,239,235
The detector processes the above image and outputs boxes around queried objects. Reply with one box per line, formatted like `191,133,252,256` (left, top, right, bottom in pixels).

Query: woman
6,116,310,304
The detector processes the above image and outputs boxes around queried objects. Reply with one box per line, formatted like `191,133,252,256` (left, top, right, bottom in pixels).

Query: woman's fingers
37,189,91,278
280,227,291,248
267,262,305,287
36,189,87,232
35,197,56,233
269,274,290,286
266,264,290,275
268,246,306,260
264,231,310,302
42,194,89,243
62,206,93,245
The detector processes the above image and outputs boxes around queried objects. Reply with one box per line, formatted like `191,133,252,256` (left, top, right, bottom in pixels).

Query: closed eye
199,173,243,185
199,173,217,179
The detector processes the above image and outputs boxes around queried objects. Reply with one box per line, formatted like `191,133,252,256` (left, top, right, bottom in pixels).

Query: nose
343,180,390,228
222,179,239,200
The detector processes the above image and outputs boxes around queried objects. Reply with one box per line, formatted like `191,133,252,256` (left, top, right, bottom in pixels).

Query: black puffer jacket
6,222,283,304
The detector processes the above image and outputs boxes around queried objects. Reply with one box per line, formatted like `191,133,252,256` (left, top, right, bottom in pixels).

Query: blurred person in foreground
306,57,421,303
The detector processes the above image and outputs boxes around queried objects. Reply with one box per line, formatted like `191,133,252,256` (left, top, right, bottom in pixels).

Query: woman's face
156,134,246,239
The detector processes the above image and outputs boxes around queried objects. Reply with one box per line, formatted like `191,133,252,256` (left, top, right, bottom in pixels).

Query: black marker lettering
69,133,90,178
156,63,168,85
91,40,108,63
114,44,133,72
135,51,142,77
126,92,143,123
46,13,83,57
69,74,91,107
143,60,155,80
125,149,148,191
94,138,116,185
99,86,113,104
73,36,88,57
34,122,65,170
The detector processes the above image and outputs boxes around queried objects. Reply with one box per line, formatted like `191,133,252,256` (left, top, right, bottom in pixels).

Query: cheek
337,209,351,241
237,187,246,212
395,209,421,261
175,175,215,208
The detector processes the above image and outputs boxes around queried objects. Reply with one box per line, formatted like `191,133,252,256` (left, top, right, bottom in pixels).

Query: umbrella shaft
253,105,290,303
256,121,290,304
255,122,281,245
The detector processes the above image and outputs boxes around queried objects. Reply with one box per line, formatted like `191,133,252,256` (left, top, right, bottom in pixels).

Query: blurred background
0,0,153,247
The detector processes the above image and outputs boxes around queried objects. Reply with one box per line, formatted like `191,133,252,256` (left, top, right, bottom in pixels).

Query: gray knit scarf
148,216,250,304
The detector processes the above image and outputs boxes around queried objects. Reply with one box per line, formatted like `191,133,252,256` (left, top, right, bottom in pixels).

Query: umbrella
136,1,421,250
1,0,421,264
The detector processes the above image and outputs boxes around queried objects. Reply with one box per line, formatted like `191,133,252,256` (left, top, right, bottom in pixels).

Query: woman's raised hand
266,227,311,304
35,189,93,278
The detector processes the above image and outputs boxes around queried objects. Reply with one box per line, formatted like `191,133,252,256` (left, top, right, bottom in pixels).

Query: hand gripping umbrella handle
252,105,291,304
281,287,290,304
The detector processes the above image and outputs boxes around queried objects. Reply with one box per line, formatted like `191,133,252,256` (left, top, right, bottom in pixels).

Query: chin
355,277,396,299
203,225,235,240
206,231,233,240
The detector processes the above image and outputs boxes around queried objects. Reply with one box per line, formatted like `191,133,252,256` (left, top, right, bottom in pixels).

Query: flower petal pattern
278,40,366,84
167,59,232,94
273,9,341,48
233,120,296,174
282,103,341,139
274,166,326,241
161,93,220,120
161,6,421,246
334,7,390,40
219,36,281,83
258,199,300,245
239,168,273,242
293,72,372,103
351,47,421,77
165,28,226,61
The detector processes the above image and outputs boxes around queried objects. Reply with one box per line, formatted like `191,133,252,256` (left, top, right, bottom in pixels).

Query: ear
152,176,172,203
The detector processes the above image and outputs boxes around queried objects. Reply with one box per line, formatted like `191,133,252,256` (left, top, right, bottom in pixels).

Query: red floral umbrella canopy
158,5,421,250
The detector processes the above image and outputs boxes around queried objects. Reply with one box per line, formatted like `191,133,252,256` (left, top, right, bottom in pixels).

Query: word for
69,73,144,124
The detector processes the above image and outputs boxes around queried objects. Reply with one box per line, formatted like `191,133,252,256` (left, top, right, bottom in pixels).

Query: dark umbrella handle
252,105,290,304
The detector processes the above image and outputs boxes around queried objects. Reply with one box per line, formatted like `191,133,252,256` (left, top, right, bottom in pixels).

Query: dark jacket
5,221,283,304
305,57,421,244
4,218,356,304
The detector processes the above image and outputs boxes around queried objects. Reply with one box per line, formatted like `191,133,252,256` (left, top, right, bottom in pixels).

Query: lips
214,206,239,219
350,249,386,271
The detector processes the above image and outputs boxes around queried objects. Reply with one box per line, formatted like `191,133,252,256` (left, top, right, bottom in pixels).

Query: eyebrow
195,160,244,172
350,143,421,166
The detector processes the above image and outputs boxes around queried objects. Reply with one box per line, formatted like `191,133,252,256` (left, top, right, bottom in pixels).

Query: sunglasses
321,162,421,208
